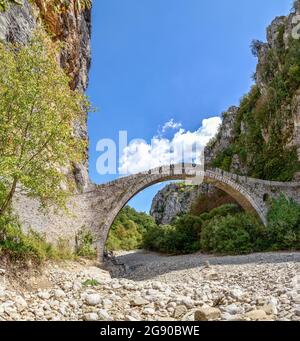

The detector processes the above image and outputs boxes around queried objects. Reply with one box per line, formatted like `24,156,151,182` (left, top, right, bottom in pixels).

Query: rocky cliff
150,184,203,225
153,4,300,224
150,183,236,225
0,0,92,190
205,3,300,181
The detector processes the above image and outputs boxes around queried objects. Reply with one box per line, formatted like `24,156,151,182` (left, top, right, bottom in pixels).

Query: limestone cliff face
204,106,239,169
150,183,215,225
205,5,300,181
155,6,300,224
255,13,300,161
0,0,92,189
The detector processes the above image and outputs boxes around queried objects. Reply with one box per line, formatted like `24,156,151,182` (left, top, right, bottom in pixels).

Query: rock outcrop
150,183,208,225
156,5,300,223
204,106,239,168
0,0,35,44
204,4,300,181
150,183,236,225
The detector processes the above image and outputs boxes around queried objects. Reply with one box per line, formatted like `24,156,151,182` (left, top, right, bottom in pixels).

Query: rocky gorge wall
154,4,300,224
205,4,300,181
2,1,300,251
150,183,237,225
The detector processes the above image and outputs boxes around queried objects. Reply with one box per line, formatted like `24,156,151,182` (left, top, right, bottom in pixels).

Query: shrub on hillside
0,214,79,264
143,214,203,254
200,213,266,254
75,228,97,259
200,204,241,221
106,206,157,251
266,194,300,250
0,214,56,264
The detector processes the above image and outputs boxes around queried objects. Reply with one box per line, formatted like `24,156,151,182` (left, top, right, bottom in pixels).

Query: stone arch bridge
14,164,300,261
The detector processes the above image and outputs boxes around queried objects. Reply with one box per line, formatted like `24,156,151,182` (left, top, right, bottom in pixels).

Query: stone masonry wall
14,165,300,260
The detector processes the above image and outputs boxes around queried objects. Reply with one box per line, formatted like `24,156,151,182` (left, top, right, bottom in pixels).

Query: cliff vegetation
207,2,300,181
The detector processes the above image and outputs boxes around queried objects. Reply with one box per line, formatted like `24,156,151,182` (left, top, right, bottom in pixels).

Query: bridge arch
94,164,267,259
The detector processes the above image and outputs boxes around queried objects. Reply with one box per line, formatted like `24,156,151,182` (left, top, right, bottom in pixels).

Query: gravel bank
0,251,299,321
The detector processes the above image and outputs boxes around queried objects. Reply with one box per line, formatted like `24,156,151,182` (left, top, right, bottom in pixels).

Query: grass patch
75,227,97,259
0,214,97,265
82,279,100,287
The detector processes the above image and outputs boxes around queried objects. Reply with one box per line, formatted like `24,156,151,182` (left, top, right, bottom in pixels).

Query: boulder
194,307,221,321
245,309,268,321
173,305,188,319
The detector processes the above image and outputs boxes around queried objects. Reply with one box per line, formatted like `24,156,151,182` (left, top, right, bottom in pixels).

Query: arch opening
99,167,266,260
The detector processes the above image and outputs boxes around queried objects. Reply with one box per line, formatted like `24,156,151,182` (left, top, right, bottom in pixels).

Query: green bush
142,224,175,253
200,213,266,254
266,194,300,250
143,214,203,254
82,279,100,287
0,213,84,264
106,206,157,251
75,228,97,259
200,204,241,221
0,214,56,264
110,195,300,256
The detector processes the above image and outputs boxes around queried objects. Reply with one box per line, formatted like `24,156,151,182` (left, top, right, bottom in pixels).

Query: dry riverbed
0,251,300,321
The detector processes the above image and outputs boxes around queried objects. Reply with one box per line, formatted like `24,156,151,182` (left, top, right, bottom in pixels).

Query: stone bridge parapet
13,164,300,261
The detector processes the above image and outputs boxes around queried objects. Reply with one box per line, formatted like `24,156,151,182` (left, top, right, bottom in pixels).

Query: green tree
267,194,300,250
0,30,89,215
106,206,157,251
200,213,266,254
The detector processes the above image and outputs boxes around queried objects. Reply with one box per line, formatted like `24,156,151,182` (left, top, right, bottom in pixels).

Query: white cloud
161,118,182,133
119,116,221,175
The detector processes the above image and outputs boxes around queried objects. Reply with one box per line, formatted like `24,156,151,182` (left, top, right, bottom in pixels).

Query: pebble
84,313,98,321
224,304,243,315
173,305,188,319
54,290,65,299
98,309,111,320
143,307,156,315
85,294,101,306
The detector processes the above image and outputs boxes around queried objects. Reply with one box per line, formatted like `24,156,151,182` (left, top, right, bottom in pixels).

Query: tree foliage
143,196,300,255
266,194,300,250
106,206,157,251
200,213,266,254
0,30,89,215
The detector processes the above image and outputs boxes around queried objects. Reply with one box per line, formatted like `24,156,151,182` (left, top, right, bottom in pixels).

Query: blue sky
87,0,292,212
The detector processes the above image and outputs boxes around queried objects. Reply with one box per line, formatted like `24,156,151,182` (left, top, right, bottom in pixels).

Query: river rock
131,297,150,306
173,305,188,319
194,307,221,321
85,294,101,306
98,309,111,320
84,313,98,321
245,309,268,321
263,298,278,315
